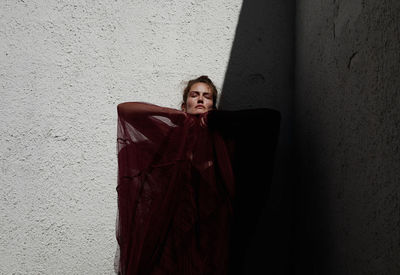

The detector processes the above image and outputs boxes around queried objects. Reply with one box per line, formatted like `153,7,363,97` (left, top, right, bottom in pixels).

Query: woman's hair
182,75,218,109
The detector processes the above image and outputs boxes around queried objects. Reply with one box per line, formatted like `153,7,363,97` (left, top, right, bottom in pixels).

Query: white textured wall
0,0,242,273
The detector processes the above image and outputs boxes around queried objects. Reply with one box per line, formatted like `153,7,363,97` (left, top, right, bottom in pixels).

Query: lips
195,105,205,109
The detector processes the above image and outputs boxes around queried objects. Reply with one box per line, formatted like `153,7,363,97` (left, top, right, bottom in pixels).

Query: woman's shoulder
207,108,281,137
207,108,280,125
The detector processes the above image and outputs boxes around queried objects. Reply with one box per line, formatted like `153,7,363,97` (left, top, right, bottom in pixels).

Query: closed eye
189,91,212,99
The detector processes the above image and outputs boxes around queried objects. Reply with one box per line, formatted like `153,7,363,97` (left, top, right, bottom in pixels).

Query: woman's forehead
189,82,211,92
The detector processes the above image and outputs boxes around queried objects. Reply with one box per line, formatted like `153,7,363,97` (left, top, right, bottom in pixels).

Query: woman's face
183,82,214,114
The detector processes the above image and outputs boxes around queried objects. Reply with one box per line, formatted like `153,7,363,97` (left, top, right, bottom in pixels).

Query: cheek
206,99,214,109
186,98,195,108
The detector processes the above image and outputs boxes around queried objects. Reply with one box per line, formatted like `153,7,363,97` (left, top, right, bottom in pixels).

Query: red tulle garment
115,102,280,275
116,102,235,275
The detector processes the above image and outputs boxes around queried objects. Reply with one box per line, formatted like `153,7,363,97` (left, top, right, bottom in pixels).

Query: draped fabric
115,102,280,275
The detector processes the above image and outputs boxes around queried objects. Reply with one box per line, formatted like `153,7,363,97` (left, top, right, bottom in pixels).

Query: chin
189,109,208,115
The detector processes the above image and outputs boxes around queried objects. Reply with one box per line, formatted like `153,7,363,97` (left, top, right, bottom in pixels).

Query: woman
116,76,280,275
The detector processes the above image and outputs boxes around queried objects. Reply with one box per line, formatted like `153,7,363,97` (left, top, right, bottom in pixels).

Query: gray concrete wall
0,0,242,273
295,0,400,274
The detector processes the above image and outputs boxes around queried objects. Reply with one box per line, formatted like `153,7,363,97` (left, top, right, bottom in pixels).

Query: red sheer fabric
116,102,281,275
116,102,235,275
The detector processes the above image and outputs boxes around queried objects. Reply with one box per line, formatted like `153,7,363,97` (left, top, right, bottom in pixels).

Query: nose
198,95,204,103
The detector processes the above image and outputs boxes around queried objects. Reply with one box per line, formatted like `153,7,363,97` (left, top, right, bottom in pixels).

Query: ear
181,103,186,112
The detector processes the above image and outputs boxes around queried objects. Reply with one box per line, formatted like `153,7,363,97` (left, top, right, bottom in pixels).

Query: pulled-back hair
182,75,218,109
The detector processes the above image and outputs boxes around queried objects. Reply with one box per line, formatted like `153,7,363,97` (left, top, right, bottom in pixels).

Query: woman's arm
117,102,188,154
207,108,281,138
117,102,186,124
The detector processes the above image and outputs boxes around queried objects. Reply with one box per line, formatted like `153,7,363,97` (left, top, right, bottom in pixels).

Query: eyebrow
189,91,211,94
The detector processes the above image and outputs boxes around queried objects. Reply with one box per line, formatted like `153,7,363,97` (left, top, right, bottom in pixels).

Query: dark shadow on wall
219,0,295,274
291,127,333,274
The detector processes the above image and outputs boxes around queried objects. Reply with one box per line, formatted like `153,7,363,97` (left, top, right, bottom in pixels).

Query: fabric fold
116,102,234,275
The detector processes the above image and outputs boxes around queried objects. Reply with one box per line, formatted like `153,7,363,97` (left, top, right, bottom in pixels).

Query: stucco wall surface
295,0,400,274
0,0,242,273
